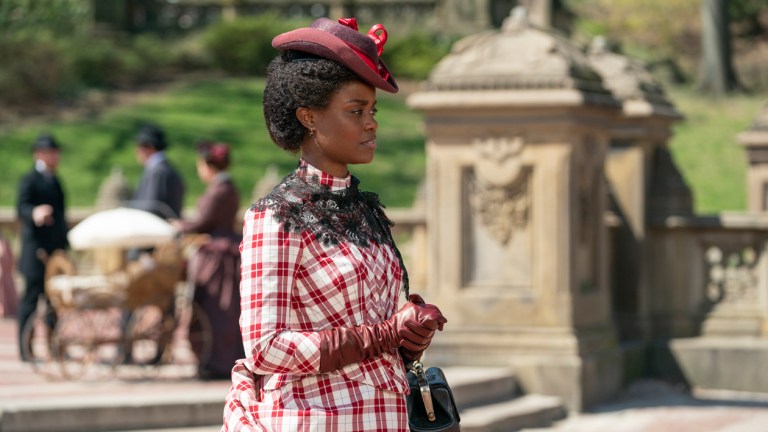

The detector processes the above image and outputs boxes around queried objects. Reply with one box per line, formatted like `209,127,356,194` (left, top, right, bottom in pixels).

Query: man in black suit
16,134,68,361
122,124,185,364
132,124,185,220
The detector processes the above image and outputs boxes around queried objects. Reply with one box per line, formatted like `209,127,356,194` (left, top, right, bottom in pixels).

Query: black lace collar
252,161,410,296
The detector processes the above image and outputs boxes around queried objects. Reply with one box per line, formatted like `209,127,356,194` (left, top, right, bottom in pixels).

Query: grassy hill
0,77,762,214
667,87,763,214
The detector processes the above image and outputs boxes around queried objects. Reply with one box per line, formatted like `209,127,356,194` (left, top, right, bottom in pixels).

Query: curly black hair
263,50,360,152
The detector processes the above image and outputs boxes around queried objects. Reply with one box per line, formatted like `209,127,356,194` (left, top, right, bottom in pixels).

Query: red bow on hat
337,18,390,82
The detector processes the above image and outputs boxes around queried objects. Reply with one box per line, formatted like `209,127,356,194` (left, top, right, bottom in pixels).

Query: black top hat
32,134,60,151
135,124,168,151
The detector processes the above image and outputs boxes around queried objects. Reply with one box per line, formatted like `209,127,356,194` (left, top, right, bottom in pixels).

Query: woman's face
196,158,214,183
300,80,378,178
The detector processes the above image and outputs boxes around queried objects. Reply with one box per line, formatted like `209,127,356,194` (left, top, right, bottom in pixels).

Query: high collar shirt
223,160,408,431
35,159,54,177
145,151,166,170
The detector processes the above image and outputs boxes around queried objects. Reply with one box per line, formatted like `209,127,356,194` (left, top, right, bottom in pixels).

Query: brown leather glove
398,294,445,361
317,294,447,372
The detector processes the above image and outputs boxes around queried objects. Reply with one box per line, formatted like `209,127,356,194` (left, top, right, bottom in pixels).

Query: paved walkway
0,316,227,431
523,380,768,432
4,316,768,431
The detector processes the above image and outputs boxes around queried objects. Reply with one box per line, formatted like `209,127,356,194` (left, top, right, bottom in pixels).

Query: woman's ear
296,107,315,131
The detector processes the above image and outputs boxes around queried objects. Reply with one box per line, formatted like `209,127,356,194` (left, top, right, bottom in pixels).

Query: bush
62,33,207,91
64,38,132,88
0,35,70,110
203,15,306,76
386,33,456,81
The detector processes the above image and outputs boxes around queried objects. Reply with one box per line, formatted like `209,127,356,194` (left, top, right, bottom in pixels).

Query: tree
697,0,741,95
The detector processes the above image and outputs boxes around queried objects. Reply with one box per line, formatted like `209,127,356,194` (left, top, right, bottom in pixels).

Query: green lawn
667,87,764,214
0,77,426,209
0,78,762,214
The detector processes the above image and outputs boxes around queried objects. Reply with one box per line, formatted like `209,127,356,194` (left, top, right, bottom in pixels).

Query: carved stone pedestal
408,9,623,411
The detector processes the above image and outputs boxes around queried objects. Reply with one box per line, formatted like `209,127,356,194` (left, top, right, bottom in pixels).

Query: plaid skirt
222,362,408,432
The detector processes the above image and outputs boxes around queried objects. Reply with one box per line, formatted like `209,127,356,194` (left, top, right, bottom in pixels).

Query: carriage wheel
87,308,125,378
52,309,125,381
51,311,93,380
21,309,59,380
167,302,213,378
126,305,175,368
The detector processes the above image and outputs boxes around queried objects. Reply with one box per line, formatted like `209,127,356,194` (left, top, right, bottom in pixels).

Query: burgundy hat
272,17,399,93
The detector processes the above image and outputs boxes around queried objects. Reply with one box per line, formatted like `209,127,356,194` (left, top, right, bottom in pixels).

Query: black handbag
406,361,461,431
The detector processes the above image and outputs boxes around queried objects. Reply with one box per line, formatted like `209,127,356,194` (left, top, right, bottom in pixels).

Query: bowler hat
32,134,60,151
135,124,167,151
272,17,398,93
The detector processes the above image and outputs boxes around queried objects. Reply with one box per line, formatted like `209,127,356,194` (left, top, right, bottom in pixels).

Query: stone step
441,366,518,408
0,386,227,432
459,394,567,432
0,366,519,432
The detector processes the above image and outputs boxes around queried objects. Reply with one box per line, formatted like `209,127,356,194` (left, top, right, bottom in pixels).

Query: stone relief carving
469,136,531,245
705,245,759,304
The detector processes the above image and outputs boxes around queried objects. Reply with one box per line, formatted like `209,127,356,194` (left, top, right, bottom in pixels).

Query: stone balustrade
646,213,768,340
0,205,427,289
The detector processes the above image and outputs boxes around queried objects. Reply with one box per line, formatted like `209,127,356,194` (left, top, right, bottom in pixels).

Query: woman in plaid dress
222,17,448,432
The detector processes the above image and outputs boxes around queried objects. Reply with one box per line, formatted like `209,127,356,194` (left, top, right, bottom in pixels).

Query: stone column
738,104,768,212
407,10,622,411
96,166,133,211
587,36,687,342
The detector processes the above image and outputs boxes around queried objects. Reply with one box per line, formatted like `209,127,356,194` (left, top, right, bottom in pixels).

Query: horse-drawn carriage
22,207,212,380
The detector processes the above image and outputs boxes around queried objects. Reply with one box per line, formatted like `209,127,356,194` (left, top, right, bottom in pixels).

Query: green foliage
386,33,456,80
202,15,307,76
0,78,425,209
730,0,766,22
0,0,91,37
65,38,135,89
0,34,71,109
566,0,701,79
0,30,212,110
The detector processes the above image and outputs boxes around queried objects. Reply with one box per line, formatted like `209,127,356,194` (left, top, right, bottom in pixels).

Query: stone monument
407,8,623,410
95,166,133,211
739,104,768,212
587,36,688,341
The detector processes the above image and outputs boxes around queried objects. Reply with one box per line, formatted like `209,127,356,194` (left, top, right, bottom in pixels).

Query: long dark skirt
191,237,244,379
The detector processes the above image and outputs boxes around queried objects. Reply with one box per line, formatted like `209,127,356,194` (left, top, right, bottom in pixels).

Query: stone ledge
671,337,768,394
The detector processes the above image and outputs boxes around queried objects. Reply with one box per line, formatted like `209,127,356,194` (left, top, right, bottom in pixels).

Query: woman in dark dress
177,141,244,379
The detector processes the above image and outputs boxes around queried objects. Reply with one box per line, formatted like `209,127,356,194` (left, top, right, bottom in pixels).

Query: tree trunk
697,0,741,96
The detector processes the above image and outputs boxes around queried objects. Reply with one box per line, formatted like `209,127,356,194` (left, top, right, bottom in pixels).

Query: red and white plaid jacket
223,161,409,431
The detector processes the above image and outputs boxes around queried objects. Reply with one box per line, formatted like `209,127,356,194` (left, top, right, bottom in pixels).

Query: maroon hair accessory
338,17,358,31
337,18,390,82
210,143,229,163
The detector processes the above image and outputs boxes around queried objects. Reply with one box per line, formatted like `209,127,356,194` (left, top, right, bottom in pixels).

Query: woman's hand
315,294,447,372
396,294,447,361
168,218,184,230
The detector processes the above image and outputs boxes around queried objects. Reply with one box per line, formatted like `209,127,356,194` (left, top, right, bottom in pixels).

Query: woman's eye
351,108,377,116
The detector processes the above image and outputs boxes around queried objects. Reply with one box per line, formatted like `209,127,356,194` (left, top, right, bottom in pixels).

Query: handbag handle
411,361,437,422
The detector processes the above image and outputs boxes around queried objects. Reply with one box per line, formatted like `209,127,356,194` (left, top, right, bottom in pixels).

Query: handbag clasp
412,361,436,421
